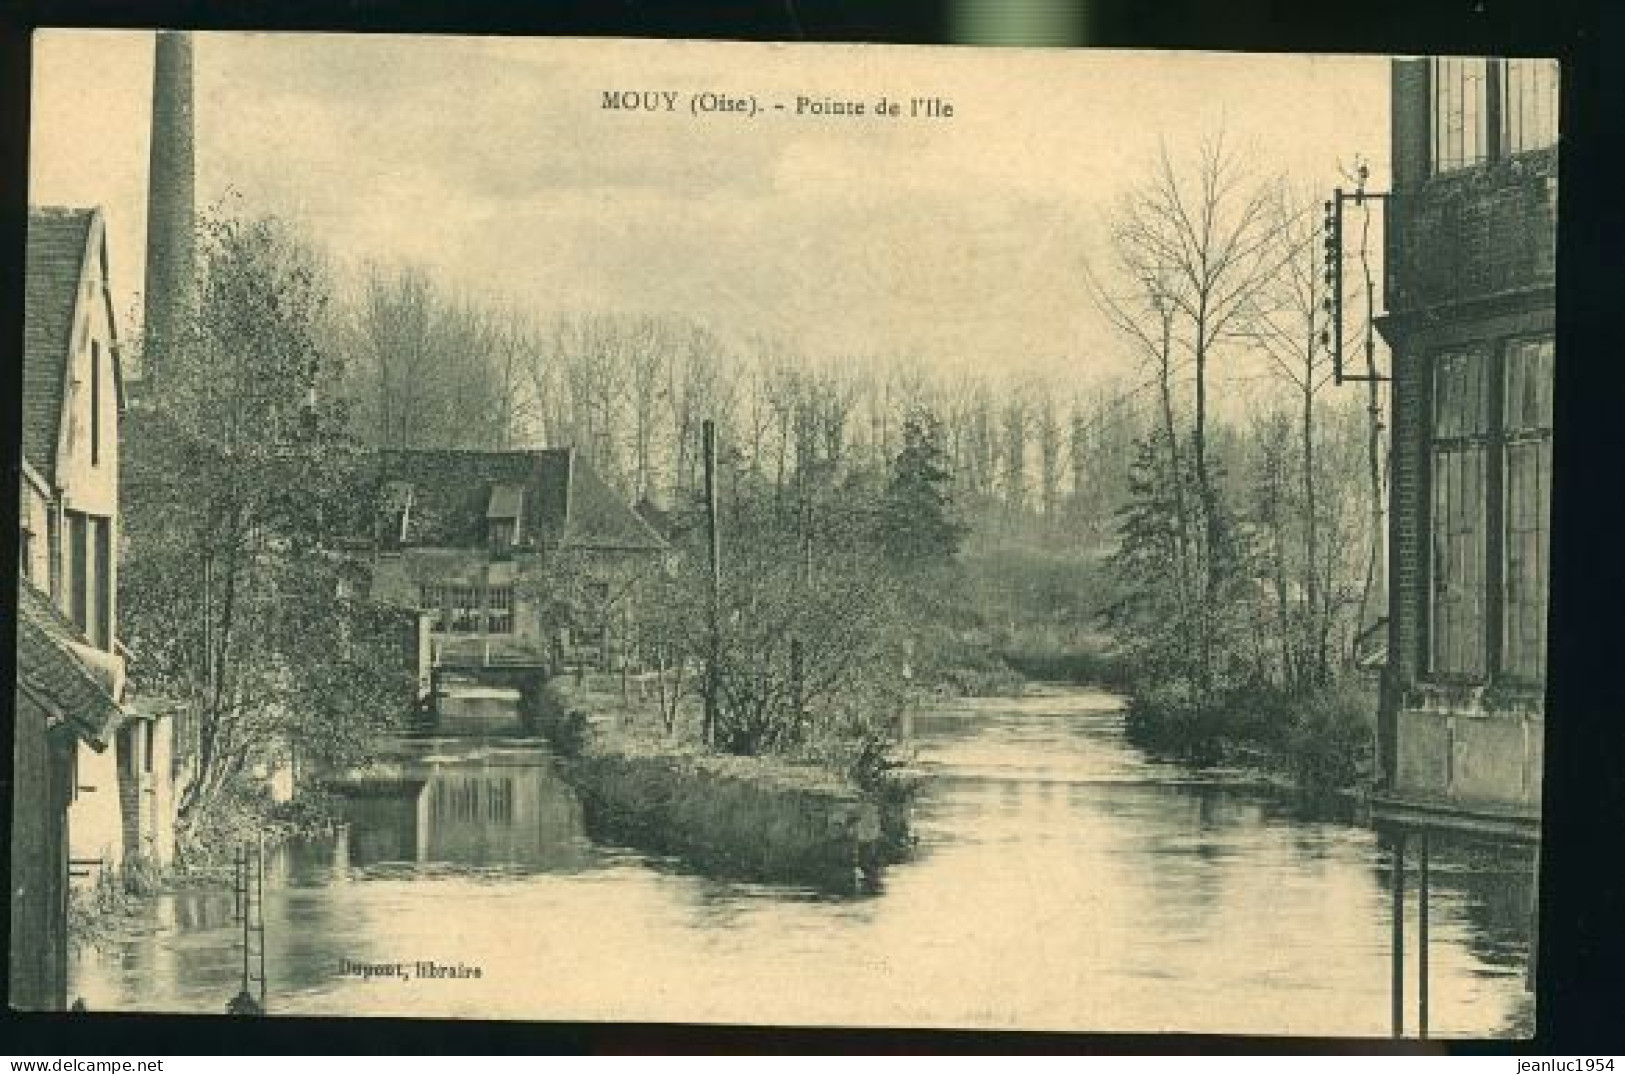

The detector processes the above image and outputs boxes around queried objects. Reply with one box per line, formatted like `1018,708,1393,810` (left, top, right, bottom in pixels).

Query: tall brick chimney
141,30,195,386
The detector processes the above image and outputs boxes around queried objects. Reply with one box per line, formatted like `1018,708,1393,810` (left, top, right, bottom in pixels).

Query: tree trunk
1302,375,1324,686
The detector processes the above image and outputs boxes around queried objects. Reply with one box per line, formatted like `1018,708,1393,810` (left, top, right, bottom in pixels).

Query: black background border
0,0,1617,1056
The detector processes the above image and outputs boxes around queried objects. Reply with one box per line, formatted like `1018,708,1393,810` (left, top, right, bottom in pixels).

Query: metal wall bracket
1325,183,1394,385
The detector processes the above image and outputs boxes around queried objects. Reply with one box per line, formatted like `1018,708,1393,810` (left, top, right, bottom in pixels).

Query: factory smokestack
141,30,195,386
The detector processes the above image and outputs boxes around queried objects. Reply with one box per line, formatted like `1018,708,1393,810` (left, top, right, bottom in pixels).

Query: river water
70,686,1535,1036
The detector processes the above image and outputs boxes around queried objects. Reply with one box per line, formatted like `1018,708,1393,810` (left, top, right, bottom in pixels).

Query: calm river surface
70,686,1534,1036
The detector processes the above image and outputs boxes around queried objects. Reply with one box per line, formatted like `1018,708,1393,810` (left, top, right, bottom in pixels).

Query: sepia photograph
9,30,1556,1039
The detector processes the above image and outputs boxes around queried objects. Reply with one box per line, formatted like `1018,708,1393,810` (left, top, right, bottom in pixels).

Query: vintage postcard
10,32,1553,1037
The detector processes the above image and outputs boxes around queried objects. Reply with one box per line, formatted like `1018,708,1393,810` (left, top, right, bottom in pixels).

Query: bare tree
1034,380,1064,525
668,323,733,499
1087,259,1196,615
343,264,514,450
492,309,543,449
1112,133,1295,565
1093,132,1297,697
1000,391,1028,522
1243,187,1339,684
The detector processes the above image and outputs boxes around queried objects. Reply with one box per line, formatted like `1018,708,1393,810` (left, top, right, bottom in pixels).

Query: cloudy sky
30,32,1388,388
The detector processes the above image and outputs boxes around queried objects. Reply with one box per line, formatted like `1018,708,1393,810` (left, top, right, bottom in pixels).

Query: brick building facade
1376,57,1557,839
1368,55,1557,1037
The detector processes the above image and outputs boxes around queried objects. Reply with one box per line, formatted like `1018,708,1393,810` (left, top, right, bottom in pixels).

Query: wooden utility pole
702,419,721,748
790,462,813,726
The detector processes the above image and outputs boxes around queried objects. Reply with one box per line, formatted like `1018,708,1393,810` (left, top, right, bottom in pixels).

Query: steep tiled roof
371,449,666,552
22,208,97,485
554,453,668,551
14,578,121,751
634,497,673,539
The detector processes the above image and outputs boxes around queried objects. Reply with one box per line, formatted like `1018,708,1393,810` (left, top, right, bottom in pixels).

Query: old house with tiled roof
362,448,668,686
11,579,124,1009
12,207,181,1008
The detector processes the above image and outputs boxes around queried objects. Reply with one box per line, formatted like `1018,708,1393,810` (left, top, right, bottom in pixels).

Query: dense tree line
332,272,1153,554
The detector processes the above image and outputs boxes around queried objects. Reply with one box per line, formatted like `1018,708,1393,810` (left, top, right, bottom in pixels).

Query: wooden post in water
702,419,721,748
1418,829,1430,1039
239,845,250,996
1391,829,1406,1038
1526,841,1541,993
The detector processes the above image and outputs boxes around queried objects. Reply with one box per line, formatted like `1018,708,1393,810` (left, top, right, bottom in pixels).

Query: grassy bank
522,678,922,889
997,633,1134,692
66,854,245,951
1123,677,1378,800
914,624,1132,698
69,787,353,951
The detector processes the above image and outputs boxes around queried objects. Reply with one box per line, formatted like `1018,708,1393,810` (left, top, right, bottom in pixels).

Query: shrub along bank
522,679,921,890
1123,676,1378,800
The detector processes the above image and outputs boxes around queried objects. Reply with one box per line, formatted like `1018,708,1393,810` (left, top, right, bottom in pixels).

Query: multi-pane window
450,586,483,633
1428,336,1555,683
66,510,88,634
1430,350,1490,677
1504,59,1560,155
421,583,515,635
486,586,514,634
1431,57,1559,175
1503,338,1554,679
419,585,448,631
91,516,111,650
1433,57,1490,174
62,512,114,649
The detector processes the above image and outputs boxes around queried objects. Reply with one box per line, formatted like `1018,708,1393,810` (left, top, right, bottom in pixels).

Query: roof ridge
22,207,101,485
378,446,568,455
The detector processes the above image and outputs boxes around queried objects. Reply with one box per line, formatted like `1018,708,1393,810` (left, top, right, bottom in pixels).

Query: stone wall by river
528,681,905,889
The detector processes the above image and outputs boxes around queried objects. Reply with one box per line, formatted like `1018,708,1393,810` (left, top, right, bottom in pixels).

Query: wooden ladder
231,838,268,1013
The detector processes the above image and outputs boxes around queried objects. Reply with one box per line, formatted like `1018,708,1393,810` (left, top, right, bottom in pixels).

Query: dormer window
487,483,524,550
379,481,414,551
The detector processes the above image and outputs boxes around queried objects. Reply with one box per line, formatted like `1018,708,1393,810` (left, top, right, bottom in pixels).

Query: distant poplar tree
881,408,967,565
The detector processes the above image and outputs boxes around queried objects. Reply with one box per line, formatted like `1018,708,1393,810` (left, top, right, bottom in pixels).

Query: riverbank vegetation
66,857,166,948
120,209,414,863
1094,136,1386,795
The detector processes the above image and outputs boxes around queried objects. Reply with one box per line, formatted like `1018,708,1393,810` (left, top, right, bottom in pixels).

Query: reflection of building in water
1357,56,1556,1038
335,755,590,871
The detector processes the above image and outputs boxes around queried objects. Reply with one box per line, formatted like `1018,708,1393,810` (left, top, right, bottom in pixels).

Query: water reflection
70,688,1534,1036
302,743,595,874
